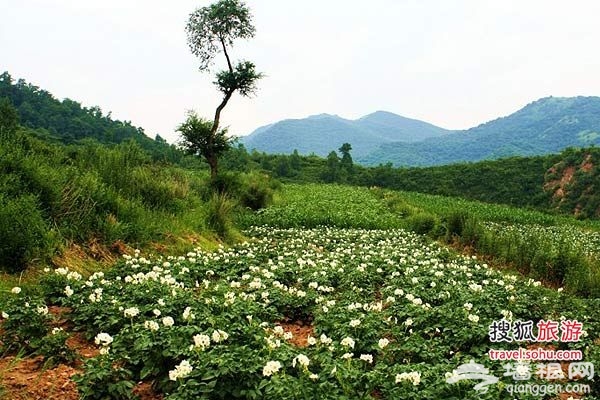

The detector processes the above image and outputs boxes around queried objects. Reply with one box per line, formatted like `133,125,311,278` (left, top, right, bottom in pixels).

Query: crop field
1,183,599,399
2,225,599,399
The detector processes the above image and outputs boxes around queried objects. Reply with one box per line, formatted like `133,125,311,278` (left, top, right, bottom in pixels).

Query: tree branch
220,37,234,73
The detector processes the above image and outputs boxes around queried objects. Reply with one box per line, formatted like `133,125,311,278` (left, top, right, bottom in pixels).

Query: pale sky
2,0,600,142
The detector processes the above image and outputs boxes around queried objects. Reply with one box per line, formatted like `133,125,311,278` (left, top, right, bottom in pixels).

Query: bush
406,212,439,236
209,171,242,197
0,195,50,272
206,192,235,237
444,210,470,241
238,172,276,210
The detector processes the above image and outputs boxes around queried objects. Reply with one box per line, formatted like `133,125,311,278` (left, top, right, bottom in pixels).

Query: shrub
238,172,275,210
406,212,439,236
206,192,236,237
444,210,470,241
0,195,49,273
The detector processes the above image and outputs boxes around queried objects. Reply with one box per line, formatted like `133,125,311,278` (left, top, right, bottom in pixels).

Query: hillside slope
544,147,600,218
0,72,176,159
360,96,600,166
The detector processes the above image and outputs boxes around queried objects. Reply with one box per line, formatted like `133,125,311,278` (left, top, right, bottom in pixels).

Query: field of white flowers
3,225,598,399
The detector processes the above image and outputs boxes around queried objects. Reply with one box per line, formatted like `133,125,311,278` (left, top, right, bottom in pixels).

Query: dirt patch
66,332,100,359
0,353,163,400
0,328,162,400
279,321,315,348
0,356,79,400
581,154,594,172
133,381,164,400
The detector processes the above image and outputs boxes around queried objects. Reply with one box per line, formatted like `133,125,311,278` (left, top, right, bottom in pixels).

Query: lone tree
179,0,263,179
339,143,353,173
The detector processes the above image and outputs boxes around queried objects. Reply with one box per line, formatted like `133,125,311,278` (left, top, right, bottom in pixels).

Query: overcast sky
2,0,600,142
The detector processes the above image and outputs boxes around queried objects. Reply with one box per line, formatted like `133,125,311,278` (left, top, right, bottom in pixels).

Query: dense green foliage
0,72,181,161
225,144,558,210
241,183,600,296
0,130,210,272
3,225,597,398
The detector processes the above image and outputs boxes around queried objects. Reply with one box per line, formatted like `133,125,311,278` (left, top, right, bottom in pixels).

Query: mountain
360,96,600,166
240,111,449,157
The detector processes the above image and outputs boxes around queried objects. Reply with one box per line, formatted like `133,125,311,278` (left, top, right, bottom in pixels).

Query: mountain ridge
241,110,449,157
242,96,600,166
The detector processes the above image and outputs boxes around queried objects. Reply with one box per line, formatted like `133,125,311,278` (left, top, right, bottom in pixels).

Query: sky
2,0,600,143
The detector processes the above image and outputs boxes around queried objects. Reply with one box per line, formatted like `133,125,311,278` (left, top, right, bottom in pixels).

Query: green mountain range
242,96,600,166
240,111,450,158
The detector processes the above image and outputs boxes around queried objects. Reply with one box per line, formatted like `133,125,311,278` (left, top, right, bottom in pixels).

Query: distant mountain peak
241,110,448,157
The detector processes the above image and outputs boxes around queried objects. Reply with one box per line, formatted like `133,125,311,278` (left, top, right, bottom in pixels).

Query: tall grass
0,133,212,272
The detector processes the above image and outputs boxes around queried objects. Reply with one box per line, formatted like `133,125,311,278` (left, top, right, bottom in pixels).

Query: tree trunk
208,89,234,180
208,153,218,180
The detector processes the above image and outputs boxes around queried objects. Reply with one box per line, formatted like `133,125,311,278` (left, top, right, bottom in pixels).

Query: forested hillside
0,72,179,161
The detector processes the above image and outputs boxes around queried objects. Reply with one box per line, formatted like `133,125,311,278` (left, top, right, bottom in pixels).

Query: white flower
51,327,63,335
320,334,332,345
1,311,8,319
292,354,310,369
262,360,282,377
395,371,421,386
182,307,195,321
11,287,21,294
469,283,483,292
341,352,354,360
94,332,113,347
463,302,473,311
394,288,404,296
341,337,355,349
266,336,281,349
467,314,480,323
283,331,293,340
123,307,139,318
500,310,513,320
273,326,285,336
404,318,413,327
36,305,48,315
152,309,161,317
360,354,373,363
169,360,193,381
162,316,175,327
309,373,319,381
212,329,229,343
64,286,74,297
144,320,160,332
99,347,110,355
349,319,361,328
307,336,317,346
378,338,390,349
193,334,211,350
